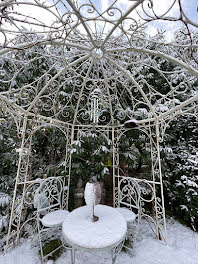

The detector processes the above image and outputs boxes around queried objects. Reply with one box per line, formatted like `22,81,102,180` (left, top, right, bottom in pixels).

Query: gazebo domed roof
0,0,197,127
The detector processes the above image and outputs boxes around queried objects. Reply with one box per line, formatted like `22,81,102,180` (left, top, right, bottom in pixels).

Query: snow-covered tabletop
41,209,70,227
62,205,127,250
115,208,136,222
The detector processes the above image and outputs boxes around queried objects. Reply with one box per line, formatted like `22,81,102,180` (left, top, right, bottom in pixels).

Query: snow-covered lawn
1,218,198,264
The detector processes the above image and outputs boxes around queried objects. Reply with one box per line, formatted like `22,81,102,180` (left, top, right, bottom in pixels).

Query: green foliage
0,118,20,235
42,239,62,261
70,131,110,183
30,127,69,179
119,129,150,177
0,120,19,193
163,115,198,230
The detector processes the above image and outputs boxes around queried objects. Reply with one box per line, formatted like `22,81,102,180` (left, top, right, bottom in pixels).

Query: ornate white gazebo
0,0,197,250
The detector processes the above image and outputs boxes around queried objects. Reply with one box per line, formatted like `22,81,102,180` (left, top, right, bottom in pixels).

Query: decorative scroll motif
18,176,69,243
36,177,68,261
147,122,167,241
36,177,65,214
62,176,70,210
114,174,166,239
115,175,155,213
23,182,42,207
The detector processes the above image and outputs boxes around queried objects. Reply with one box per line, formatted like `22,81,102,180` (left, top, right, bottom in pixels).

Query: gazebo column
65,125,75,210
16,128,33,244
112,127,120,208
149,120,167,243
6,115,30,250
62,125,73,210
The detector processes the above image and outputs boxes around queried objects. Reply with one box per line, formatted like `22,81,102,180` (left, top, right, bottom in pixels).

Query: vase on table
84,182,101,222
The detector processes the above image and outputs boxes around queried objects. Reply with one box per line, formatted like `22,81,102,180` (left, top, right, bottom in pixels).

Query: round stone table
62,205,127,263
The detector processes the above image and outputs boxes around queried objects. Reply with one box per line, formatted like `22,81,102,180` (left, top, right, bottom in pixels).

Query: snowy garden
0,0,198,263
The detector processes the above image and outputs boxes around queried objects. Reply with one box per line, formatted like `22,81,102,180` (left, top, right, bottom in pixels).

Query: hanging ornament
90,88,101,124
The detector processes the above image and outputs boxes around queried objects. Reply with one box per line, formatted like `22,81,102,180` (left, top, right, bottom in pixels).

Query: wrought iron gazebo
0,0,198,250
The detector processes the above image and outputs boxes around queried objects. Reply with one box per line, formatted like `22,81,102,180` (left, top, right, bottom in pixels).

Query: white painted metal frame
36,176,69,263
0,0,197,250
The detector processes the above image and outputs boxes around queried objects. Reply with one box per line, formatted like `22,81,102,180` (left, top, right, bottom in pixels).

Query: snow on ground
1,217,198,264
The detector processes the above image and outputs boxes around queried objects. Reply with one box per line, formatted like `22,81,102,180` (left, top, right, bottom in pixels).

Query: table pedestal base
69,238,126,264
71,249,76,264
111,238,125,264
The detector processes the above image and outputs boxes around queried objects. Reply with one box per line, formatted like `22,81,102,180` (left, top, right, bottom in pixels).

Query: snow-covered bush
0,193,11,234
163,115,198,230
71,132,110,181
0,118,19,239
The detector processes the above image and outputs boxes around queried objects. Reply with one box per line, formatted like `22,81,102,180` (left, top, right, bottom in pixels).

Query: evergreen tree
163,115,198,230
